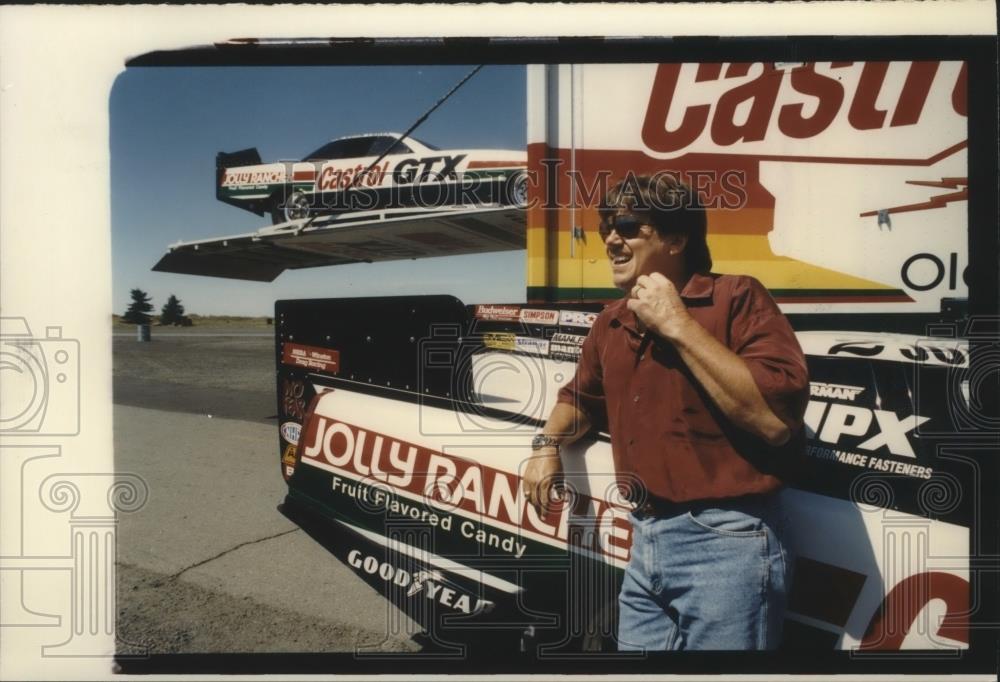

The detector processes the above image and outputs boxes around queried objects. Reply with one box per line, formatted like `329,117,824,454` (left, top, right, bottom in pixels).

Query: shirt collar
610,272,716,328
679,271,716,300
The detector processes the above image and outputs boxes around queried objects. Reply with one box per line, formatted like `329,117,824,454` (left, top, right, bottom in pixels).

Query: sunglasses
598,215,648,241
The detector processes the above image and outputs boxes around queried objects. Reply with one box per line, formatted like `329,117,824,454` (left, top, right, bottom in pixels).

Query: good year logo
346,549,494,615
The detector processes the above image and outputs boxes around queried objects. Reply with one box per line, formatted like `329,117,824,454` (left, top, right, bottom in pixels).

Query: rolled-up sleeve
729,277,810,432
556,325,608,429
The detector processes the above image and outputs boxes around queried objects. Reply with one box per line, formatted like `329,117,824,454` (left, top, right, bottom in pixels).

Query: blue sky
110,65,527,316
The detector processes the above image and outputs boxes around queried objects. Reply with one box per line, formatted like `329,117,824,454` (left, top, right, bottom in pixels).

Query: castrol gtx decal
392,155,465,184
640,62,966,159
317,162,389,190
296,414,632,563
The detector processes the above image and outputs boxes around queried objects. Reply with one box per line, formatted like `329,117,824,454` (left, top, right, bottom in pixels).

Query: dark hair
599,172,712,275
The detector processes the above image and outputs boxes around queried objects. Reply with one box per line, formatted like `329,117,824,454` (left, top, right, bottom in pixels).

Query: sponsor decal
804,400,933,478
900,251,967,292
483,332,516,351
474,304,521,322
827,341,967,367
550,346,581,360
550,332,586,359
297,416,632,561
642,62,966,158
559,310,598,328
282,379,307,420
551,332,586,346
317,161,389,191
804,444,933,480
280,421,302,445
282,443,298,481
222,168,285,187
519,308,560,325
809,382,865,402
282,343,340,374
346,549,494,615
393,154,466,184
515,336,550,356
805,400,930,459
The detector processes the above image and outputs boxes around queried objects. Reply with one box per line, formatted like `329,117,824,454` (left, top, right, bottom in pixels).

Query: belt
629,493,692,518
629,492,776,519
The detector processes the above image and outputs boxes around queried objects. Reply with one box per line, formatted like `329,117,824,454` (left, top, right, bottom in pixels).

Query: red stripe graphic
772,294,912,304
859,177,968,218
468,160,527,169
726,140,966,167
861,571,969,649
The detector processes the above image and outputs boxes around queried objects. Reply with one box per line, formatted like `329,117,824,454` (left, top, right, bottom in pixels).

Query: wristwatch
531,434,560,451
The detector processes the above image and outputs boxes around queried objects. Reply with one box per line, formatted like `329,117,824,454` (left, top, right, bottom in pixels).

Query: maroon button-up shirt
556,273,809,502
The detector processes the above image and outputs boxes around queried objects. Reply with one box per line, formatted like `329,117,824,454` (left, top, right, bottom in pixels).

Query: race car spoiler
152,205,526,281
216,147,264,212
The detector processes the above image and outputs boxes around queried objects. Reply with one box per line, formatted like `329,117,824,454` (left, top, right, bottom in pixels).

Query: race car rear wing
216,147,264,212
152,205,525,281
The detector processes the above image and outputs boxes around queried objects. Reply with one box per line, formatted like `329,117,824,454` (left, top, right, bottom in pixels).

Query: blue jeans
617,494,791,651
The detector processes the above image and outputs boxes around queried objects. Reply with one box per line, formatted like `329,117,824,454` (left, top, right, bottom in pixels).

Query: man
523,173,809,651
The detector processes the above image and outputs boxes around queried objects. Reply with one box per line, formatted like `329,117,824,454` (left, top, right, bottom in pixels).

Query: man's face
602,211,681,291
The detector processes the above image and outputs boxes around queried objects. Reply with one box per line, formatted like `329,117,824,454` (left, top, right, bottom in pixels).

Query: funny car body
217,132,527,224
274,296,974,652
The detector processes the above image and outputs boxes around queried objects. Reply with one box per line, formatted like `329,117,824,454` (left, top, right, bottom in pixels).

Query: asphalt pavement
113,332,422,654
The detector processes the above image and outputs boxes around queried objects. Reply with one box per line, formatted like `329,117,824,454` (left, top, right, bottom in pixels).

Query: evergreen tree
122,289,154,325
159,294,191,326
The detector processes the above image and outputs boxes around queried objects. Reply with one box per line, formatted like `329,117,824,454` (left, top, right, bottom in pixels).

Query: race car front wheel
271,190,312,225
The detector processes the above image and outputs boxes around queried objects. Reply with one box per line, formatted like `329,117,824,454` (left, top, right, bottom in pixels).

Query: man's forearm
667,318,790,446
523,401,591,514
542,401,592,448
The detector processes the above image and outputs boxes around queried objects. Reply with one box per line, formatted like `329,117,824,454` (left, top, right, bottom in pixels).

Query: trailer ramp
153,205,525,281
